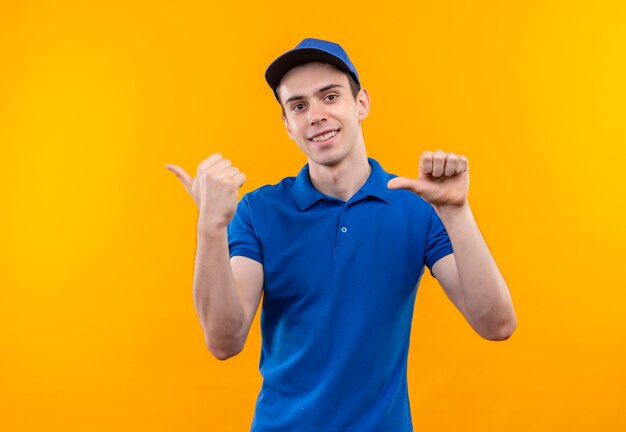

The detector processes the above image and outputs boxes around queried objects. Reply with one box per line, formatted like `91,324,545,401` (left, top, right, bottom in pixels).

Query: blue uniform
228,158,453,432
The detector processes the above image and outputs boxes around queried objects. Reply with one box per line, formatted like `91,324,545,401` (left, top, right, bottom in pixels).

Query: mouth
309,129,340,143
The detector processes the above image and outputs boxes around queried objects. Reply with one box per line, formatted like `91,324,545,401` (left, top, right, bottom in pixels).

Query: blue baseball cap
265,38,360,99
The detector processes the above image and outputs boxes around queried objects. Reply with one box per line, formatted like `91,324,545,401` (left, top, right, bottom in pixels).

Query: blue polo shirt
228,158,453,432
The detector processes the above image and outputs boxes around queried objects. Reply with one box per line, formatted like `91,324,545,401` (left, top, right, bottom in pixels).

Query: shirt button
341,227,348,233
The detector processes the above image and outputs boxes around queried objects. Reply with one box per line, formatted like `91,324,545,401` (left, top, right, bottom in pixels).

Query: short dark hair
276,63,361,117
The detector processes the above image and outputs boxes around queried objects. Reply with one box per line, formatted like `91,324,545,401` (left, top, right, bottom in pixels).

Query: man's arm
166,154,263,360
194,227,263,359
388,150,517,341
431,204,516,341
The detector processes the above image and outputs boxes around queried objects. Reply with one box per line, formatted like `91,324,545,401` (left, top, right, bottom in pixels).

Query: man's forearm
435,203,517,338
193,222,246,358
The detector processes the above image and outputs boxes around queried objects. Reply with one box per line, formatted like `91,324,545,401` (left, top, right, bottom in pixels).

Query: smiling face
276,62,370,168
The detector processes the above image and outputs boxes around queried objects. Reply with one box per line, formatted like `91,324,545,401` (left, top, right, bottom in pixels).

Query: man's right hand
165,153,246,228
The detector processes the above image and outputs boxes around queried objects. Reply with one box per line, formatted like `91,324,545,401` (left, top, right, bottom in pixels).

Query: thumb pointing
165,164,193,191
387,177,426,195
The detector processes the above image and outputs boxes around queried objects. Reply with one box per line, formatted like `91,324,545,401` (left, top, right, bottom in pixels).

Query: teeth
311,130,338,142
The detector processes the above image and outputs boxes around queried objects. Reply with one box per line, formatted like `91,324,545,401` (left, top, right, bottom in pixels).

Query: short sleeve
227,194,263,264
424,206,454,277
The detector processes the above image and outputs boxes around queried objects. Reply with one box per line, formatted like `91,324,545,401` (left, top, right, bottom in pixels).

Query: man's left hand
387,150,469,208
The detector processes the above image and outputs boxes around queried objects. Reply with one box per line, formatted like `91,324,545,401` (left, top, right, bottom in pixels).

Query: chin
302,141,353,168
310,153,345,167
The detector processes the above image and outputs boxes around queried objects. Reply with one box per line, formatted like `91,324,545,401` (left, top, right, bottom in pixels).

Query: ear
282,114,295,140
356,88,370,121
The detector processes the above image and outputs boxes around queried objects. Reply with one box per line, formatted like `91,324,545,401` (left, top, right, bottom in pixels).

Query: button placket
335,205,349,249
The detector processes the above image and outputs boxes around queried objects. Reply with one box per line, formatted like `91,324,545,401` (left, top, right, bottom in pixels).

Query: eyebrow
284,83,344,105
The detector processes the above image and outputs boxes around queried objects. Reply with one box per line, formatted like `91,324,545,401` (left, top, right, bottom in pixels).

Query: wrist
433,201,472,223
197,213,231,236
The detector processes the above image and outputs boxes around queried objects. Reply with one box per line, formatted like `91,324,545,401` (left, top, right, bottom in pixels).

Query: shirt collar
293,158,393,211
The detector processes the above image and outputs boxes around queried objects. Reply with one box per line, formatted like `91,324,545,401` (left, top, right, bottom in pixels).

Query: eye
325,94,338,102
291,103,305,112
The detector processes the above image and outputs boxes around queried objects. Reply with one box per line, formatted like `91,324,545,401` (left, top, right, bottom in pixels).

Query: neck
308,142,371,202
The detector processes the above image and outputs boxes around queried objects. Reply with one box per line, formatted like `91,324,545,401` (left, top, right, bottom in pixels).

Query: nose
308,100,327,126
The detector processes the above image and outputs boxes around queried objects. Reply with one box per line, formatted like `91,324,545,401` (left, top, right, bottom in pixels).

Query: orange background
1,1,625,430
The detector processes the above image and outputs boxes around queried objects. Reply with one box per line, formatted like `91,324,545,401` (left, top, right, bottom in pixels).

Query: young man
166,38,517,432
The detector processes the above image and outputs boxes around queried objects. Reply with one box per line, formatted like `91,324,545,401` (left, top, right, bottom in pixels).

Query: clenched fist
165,153,246,228
387,150,469,208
